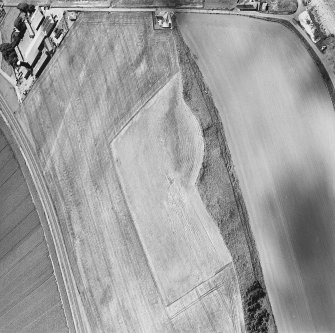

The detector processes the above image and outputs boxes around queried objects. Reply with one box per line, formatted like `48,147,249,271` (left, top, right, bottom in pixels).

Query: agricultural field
179,13,335,333
5,12,245,332
110,0,203,6
309,0,335,36
112,73,244,332
0,74,17,110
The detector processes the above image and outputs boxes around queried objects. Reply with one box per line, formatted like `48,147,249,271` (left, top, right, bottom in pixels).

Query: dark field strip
0,129,68,332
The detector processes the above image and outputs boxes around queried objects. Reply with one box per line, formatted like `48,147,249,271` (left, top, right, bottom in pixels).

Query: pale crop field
179,13,335,332
112,73,244,332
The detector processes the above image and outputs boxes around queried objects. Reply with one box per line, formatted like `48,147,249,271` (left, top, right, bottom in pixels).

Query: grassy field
179,13,335,333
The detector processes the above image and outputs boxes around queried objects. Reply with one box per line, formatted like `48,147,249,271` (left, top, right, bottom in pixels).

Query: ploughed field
179,14,335,333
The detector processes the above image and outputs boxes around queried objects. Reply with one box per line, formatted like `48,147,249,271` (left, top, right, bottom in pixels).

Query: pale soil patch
306,1,335,76
179,13,335,333
309,0,335,36
112,73,244,332
0,7,19,76
299,10,320,42
113,73,229,302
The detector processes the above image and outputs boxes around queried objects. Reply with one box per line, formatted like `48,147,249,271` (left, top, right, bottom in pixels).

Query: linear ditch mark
110,72,178,143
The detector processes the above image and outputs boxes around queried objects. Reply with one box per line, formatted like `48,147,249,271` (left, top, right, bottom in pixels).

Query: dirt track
179,13,335,333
